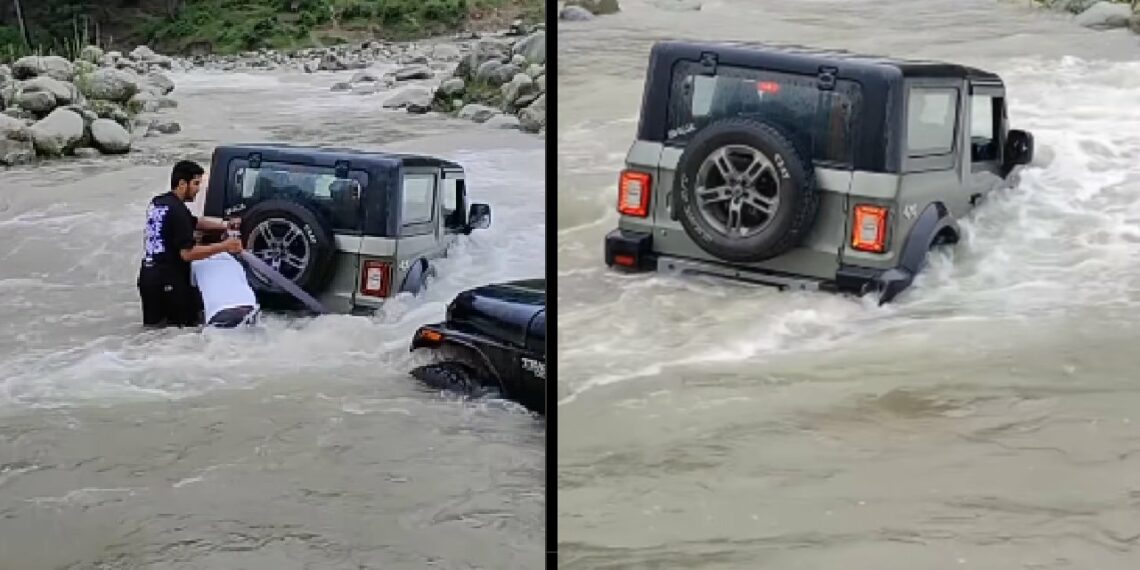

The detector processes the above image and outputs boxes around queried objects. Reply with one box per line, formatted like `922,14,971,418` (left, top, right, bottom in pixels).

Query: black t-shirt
140,191,197,278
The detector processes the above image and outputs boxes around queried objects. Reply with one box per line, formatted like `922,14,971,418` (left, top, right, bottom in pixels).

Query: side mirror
1005,129,1034,167
466,203,491,233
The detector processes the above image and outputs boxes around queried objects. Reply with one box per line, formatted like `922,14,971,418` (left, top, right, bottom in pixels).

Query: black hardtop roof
651,40,1003,84
214,143,463,170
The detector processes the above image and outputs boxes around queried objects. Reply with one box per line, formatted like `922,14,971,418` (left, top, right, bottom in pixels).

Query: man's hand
219,237,243,254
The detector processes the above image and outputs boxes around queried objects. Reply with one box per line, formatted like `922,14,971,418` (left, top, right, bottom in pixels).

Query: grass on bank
0,0,544,62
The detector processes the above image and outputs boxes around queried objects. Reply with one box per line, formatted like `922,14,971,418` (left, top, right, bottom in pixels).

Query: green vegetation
0,0,544,62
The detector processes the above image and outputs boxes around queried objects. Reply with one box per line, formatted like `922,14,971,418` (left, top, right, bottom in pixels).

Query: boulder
129,45,158,61
491,63,523,85
501,73,537,107
74,147,102,159
351,70,382,83
438,78,465,97
90,118,131,154
1074,1,1132,29
512,31,546,65
30,108,85,156
21,76,80,105
518,94,546,133
3,107,34,121
12,55,75,81
0,114,30,140
484,114,521,130
128,92,160,113
383,86,433,110
16,91,57,114
395,65,433,81
318,53,348,71
144,72,175,96
0,138,35,166
150,120,181,135
457,103,499,123
455,39,511,79
475,61,504,84
77,68,139,103
331,82,353,92
566,0,621,15
560,5,596,20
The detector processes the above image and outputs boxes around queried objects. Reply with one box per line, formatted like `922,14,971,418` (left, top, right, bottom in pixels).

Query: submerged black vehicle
409,279,546,415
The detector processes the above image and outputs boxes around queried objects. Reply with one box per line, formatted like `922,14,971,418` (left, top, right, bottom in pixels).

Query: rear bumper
604,229,916,303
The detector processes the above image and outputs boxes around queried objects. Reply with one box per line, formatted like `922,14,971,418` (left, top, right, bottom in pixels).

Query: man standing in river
137,160,243,328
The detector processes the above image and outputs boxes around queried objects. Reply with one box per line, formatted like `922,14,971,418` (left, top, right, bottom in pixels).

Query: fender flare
399,258,433,294
896,202,959,274
874,202,959,304
417,334,508,394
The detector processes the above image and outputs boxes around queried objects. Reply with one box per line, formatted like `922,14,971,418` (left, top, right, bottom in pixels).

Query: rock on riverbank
0,48,183,166
1029,0,1140,31
185,22,547,135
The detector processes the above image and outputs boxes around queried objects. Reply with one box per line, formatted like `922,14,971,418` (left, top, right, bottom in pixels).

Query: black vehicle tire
239,199,337,308
411,362,496,399
674,118,819,263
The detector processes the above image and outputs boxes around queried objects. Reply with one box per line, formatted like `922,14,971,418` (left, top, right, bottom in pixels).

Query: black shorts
138,268,202,328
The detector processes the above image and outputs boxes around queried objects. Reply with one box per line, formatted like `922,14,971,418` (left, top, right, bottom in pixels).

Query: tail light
414,327,444,346
852,205,888,253
612,254,636,267
360,259,391,298
618,170,652,217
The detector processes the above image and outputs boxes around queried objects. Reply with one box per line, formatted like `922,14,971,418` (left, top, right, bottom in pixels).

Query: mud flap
238,251,329,315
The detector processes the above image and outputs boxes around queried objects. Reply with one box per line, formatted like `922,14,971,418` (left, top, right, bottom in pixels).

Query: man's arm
180,241,239,262
196,217,229,232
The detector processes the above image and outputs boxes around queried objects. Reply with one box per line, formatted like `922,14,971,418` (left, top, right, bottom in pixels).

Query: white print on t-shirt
143,202,169,264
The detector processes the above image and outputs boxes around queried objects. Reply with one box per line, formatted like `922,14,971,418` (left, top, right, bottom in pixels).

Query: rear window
235,163,365,232
666,62,861,166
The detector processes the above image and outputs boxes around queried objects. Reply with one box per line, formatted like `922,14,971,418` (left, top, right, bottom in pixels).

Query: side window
970,94,999,163
402,173,436,227
235,165,364,231
441,176,458,221
906,87,959,157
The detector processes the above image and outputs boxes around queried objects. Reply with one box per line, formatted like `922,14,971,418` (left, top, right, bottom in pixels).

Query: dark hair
171,160,205,189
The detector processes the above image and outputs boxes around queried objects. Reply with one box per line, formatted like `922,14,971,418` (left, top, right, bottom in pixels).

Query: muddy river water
558,0,1140,568
0,69,545,568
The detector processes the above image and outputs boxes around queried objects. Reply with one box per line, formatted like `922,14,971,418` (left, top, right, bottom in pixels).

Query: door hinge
699,52,718,74
817,66,838,91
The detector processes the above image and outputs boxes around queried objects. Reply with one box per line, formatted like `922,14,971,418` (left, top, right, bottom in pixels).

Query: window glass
236,164,362,231
667,62,862,166
970,95,999,162
403,174,436,225
906,88,959,156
